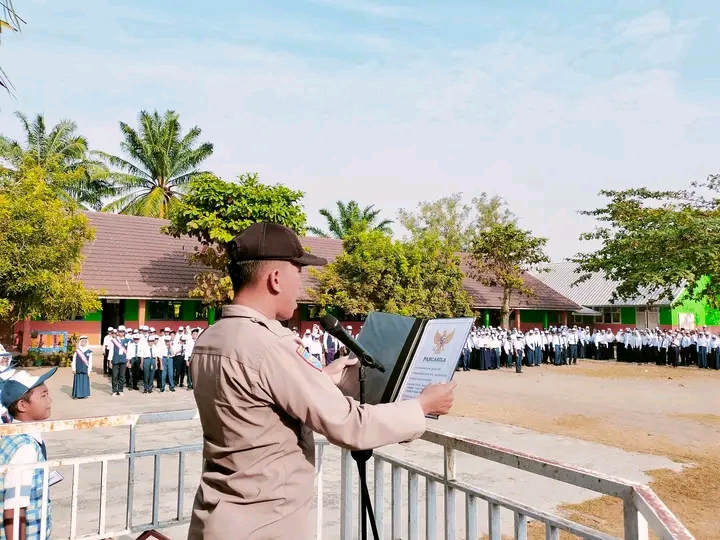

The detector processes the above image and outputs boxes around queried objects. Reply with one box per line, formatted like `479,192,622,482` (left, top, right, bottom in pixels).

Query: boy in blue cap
0,366,56,540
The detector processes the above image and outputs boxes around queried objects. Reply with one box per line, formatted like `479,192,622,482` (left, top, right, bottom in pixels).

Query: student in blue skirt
71,335,92,399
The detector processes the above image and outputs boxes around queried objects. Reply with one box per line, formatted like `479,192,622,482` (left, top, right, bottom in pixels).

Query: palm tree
0,112,114,210
98,110,214,218
308,200,393,238
0,1,24,93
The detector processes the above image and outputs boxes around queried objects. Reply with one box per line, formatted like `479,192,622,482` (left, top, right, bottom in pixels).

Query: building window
308,304,323,320
194,303,209,321
148,300,182,321
573,314,599,325
602,307,621,324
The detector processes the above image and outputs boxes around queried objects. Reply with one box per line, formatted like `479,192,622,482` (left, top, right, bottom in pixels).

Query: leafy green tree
308,200,393,238
310,229,473,318
398,192,515,251
571,179,720,307
99,110,214,218
165,173,308,307
0,1,24,93
0,112,113,210
0,165,101,322
469,222,550,327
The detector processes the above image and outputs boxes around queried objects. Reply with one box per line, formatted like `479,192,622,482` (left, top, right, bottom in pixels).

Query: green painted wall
659,306,672,326
83,310,102,322
520,310,546,323
672,298,720,327
620,307,636,325
124,299,139,322
671,277,720,326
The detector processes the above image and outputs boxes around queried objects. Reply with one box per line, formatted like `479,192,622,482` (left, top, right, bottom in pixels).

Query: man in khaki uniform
188,223,456,540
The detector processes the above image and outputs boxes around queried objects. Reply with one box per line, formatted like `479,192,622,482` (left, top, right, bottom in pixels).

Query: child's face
17,384,52,421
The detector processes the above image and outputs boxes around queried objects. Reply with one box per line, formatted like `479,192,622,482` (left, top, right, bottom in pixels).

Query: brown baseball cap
227,223,327,267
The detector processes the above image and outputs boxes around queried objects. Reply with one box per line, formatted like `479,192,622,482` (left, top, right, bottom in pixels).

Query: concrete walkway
29,366,683,539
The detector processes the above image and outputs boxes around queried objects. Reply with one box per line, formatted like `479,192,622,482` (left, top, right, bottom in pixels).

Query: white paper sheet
49,470,63,486
395,318,474,403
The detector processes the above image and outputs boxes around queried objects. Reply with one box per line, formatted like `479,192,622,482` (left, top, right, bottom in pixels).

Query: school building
12,213,583,351
530,262,720,331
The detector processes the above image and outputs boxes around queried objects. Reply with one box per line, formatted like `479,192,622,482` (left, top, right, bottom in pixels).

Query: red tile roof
81,212,203,299
80,212,579,311
459,257,581,311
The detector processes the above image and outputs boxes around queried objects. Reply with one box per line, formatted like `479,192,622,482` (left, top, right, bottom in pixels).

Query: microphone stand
351,352,383,540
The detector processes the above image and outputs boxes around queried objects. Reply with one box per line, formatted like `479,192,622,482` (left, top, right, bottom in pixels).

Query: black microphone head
320,314,341,333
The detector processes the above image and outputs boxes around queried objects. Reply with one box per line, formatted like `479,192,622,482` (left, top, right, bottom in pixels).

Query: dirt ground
450,360,720,540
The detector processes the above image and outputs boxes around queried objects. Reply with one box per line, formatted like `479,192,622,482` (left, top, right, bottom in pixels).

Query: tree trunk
501,287,511,328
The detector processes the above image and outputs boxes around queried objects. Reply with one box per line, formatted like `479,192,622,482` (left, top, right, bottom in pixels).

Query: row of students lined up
460,327,583,374
611,328,720,368
460,325,720,370
103,325,200,396
554,326,720,368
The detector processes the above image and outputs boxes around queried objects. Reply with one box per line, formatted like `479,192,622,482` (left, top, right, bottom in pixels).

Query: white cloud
617,10,673,37
309,0,426,21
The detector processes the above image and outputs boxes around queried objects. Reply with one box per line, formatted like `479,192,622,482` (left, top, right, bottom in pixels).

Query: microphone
320,315,386,372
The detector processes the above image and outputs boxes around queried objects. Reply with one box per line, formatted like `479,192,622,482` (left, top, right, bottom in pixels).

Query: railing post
70,463,80,539
488,502,501,540
374,457,385,536
465,494,478,540
623,495,649,540
408,471,420,540
126,423,136,531
426,478,437,540
177,451,186,521
99,460,109,536
40,463,49,540
392,465,402,539
514,512,528,540
340,449,353,540
152,454,161,527
545,523,559,540
444,445,456,540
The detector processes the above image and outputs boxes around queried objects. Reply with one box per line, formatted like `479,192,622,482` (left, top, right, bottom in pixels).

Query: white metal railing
0,410,694,540
352,430,695,540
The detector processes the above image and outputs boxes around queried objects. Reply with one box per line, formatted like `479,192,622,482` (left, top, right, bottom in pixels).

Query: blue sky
2,0,719,259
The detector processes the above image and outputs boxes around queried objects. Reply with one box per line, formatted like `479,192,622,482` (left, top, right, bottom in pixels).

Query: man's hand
323,356,358,386
417,381,457,416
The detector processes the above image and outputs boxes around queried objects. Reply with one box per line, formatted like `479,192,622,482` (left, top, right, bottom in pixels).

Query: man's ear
267,267,282,294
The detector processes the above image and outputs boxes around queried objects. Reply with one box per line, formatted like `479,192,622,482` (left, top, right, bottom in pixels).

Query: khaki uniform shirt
187,305,427,540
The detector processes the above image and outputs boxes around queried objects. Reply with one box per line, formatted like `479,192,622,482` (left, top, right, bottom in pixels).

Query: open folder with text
355,312,474,414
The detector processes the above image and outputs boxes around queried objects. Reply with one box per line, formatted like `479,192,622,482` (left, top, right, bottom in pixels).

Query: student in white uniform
102,328,115,375
142,336,159,394
308,333,323,364
301,330,313,352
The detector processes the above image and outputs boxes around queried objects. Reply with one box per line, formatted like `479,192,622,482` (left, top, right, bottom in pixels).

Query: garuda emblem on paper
432,329,456,354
